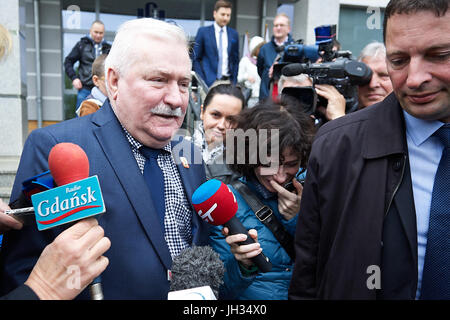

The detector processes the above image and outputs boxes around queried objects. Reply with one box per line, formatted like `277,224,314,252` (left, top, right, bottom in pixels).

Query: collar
274,37,287,46
86,34,102,45
93,100,173,155
403,110,445,147
122,126,171,155
91,87,107,103
213,22,226,33
273,34,291,47
362,92,408,159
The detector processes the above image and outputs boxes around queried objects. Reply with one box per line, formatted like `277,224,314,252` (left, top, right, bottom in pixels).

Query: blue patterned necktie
140,146,165,232
217,28,223,79
420,124,450,299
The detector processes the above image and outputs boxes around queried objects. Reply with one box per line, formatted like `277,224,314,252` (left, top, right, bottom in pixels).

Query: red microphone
192,179,272,273
48,142,104,300
48,142,89,186
6,143,90,228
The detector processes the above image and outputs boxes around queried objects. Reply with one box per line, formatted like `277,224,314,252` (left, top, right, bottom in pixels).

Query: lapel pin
180,156,190,169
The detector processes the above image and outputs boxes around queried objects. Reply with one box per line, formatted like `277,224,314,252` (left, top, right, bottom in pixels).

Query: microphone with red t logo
192,179,272,273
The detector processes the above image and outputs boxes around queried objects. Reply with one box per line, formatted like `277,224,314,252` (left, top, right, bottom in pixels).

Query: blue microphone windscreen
192,179,222,205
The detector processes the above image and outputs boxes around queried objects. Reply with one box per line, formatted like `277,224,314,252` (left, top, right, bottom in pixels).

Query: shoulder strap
230,180,295,260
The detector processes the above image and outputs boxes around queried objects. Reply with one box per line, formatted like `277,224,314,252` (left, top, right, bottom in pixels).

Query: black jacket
289,93,418,299
0,284,38,300
64,36,111,89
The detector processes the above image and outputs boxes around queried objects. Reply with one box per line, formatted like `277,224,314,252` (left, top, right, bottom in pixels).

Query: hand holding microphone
221,227,262,270
192,179,272,273
24,218,110,300
44,142,107,300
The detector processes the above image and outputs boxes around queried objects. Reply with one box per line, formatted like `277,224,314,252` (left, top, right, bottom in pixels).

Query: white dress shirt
214,22,229,77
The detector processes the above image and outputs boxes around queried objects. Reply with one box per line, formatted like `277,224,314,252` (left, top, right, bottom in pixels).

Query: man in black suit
289,0,450,299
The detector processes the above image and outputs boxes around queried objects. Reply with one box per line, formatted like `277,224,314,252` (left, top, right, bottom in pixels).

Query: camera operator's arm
315,84,346,120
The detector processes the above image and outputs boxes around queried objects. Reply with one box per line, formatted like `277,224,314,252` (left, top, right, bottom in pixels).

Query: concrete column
292,0,340,45
0,0,27,201
0,0,27,159
235,0,278,56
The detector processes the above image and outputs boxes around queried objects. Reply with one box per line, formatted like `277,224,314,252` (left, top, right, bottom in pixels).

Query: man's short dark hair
92,53,107,78
214,0,232,12
91,20,105,27
383,0,449,42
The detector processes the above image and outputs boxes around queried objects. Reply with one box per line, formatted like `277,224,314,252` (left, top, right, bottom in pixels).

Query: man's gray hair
358,41,386,62
105,18,189,80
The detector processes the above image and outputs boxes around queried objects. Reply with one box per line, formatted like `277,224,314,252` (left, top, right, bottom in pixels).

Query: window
338,6,384,59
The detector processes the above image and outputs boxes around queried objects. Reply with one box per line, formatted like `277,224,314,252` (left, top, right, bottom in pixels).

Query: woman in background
192,83,245,184
237,36,265,107
210,96,314,299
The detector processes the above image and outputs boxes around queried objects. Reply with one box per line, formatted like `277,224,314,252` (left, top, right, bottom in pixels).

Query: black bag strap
230,180,296,260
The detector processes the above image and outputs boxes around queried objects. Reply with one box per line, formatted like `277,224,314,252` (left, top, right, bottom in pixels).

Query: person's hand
222,227,261,269
247,76,256,84
72,78,82,90
0,199,23,234
24,218,111,300
269,61,278,79
270,178,303,220
315,84,346,120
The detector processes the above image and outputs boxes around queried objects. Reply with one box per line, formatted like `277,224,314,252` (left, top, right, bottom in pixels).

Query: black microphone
281,63,308,77
169,245,225,299
192,179,272,273
6,171,54,224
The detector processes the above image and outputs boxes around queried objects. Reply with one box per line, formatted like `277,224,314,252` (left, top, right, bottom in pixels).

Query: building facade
0,0,387,201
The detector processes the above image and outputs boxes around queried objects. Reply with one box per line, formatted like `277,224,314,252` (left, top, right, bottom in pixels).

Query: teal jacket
209,177,298,300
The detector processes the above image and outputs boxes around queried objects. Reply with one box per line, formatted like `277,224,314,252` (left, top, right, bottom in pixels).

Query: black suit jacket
289,93,418,299
0,101,210,299
379,158,418,299
0,285,38,300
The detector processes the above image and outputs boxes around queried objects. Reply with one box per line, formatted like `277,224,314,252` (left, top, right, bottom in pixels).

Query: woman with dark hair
210,96,314,299
192,83,246,183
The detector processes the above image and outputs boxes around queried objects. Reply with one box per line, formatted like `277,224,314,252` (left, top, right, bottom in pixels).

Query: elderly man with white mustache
0,18,210,299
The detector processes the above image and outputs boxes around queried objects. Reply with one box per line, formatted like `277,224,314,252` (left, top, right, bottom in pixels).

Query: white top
237,55,260,99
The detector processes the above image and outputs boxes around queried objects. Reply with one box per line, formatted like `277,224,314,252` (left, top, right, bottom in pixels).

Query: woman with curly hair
210,95,314,299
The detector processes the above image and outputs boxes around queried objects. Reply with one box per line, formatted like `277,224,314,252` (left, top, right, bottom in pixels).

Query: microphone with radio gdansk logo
192,179,272,273
31,142,106,300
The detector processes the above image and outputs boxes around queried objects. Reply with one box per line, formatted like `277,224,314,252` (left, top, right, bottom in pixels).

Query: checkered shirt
122,127,193,258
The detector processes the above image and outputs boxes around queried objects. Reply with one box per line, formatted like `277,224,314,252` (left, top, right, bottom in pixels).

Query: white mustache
151,103,183,117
